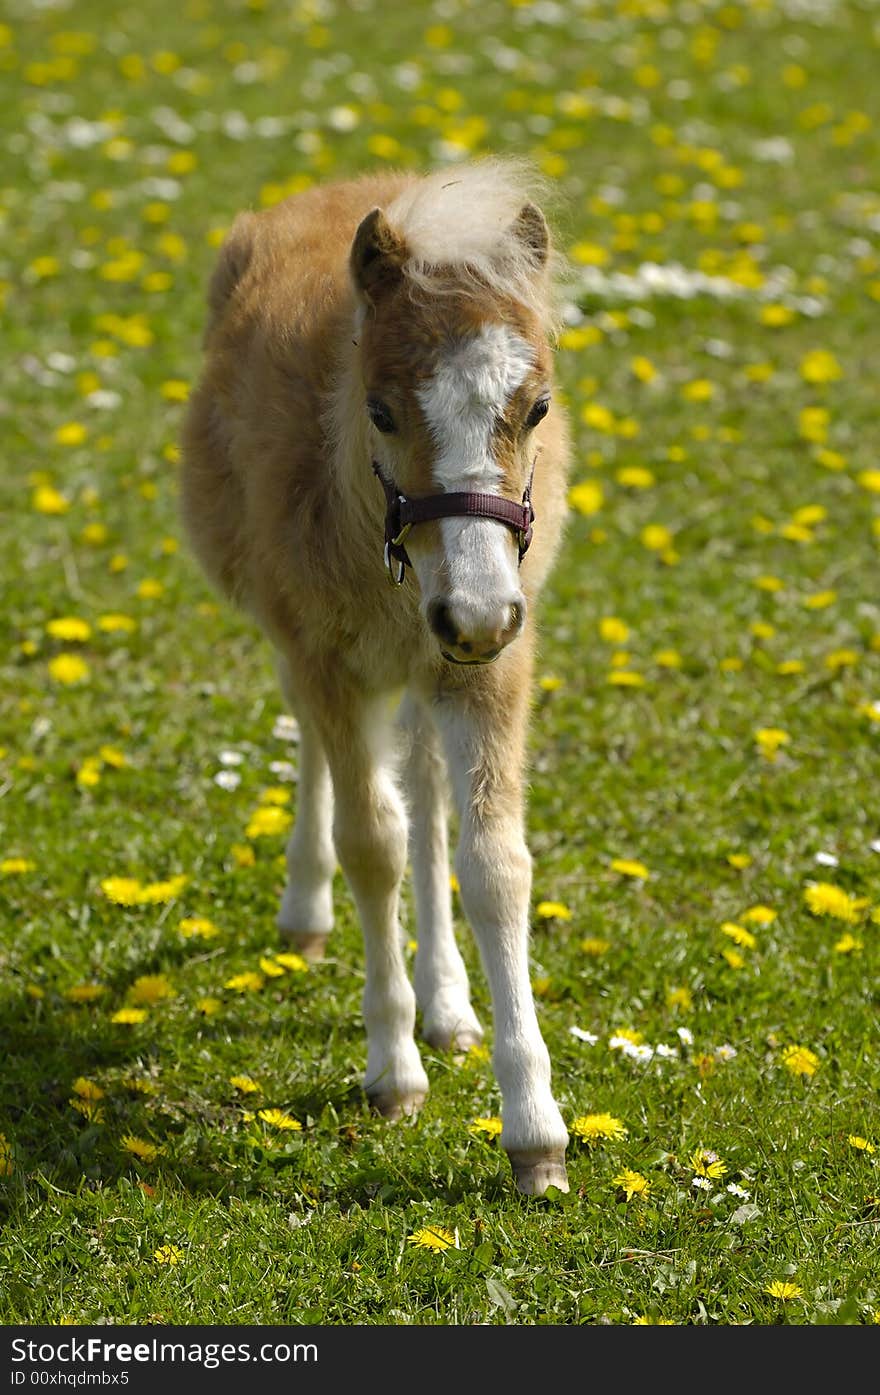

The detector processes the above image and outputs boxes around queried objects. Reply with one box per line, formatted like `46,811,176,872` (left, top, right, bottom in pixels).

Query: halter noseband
372,460,536,585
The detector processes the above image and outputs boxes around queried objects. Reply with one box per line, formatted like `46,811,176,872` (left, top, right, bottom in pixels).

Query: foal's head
350,173,556,666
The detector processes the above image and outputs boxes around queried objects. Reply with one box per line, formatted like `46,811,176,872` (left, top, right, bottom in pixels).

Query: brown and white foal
180,161,572,1194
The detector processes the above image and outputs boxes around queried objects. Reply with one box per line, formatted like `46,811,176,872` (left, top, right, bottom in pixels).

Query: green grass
2,0,880,1326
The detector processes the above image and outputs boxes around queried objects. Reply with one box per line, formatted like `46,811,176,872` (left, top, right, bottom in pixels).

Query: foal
180,161,572,1195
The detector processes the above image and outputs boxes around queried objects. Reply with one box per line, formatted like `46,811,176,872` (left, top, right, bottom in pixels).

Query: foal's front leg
321,694,429,1118
433,678,569,1196
399,692,483,1052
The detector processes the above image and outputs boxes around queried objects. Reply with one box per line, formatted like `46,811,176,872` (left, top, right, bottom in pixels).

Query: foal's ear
512,201,550,269
350,208,408,301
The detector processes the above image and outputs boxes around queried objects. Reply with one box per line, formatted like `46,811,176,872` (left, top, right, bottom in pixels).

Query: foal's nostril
507,599,525,635
427,598,459,648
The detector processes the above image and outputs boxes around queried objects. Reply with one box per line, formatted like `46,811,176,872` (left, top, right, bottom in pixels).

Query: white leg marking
400,693,483,1051
434,701,569,1186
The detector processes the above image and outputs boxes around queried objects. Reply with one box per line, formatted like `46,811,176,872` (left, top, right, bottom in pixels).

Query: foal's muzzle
427,594,527,665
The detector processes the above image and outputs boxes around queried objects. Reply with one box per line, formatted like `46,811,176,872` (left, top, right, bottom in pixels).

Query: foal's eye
525,396,550,429
367,399,396,434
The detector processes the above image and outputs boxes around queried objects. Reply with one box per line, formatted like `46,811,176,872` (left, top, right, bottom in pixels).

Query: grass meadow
2,0,880,1327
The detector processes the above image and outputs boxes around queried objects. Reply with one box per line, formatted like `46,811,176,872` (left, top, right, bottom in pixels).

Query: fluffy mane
383,158,567,334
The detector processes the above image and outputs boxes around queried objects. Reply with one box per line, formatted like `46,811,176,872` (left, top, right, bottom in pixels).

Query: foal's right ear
350,208,408,302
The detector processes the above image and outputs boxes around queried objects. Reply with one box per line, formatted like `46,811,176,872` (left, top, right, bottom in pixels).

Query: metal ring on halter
384,541,406,585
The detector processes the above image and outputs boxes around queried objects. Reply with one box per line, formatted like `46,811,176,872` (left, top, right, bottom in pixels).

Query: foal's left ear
512,202,550,269
350,207,408,302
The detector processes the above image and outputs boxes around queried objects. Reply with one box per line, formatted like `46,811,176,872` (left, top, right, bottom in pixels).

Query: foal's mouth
441,648,502,666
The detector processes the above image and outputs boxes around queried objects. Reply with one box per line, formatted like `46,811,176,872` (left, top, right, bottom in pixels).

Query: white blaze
415,324,533,608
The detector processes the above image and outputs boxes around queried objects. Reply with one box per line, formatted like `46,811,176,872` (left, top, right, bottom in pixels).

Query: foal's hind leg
400,693,483,1052
320,691,428,1119
276,700,336,960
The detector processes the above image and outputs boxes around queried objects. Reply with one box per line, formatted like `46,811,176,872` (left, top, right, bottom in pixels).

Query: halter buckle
383,540,407,586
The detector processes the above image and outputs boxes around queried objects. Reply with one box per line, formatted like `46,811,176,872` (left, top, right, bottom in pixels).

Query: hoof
278,929,329,962
507,1149,569,1196
422,1022,484,1053
367,1088,427,1121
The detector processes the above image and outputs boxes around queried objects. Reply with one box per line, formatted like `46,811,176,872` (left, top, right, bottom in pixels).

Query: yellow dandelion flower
110,1007,148,1024
616,466,655,489
610,1028,643,1048
568,480,604,516
154,1245,183,1265
100,876,144,905
654,649,682,669
580,937,610,956
407,1226,456,1251
765,1280,802,1299
137,578,164,600
1,858,36,876
571,1113,628,1145
140,875,188,903
0,1135,13,1176
160,379,190,402
681,378,715,402
727,853,752,869
690,1147,727,1179
32,485,70,515
257,1108,301,1131
65,983,106,1003
800,349,842,384
722,948,745,969
666,986,693,1012
608,670,646,687
225,972,264,992
126,974,174,1006
120,1134,160,1162
848,1135,875,1154
258,956,286,977
803,882,860,923
612,1169,651,1201
804,589,837,609
71,1077,105,1101
630,355,656,382
274,953,309,973
610,858,650,880
599,616,630,644
54,422,88,447
179,916,219,939
196,997,222,1016
69,1098,104,1123
469,1117,503,1138
97,613,137,633
49,654,90,685
754,727,789,761
720,922,757,950
46,617,92,642
781,1044,820,1077
229,1076,261,1093
834,932,862,954
742,904,777,925
535,900,572,920
245,805,293,839
99,746,126,768
640,523,673,552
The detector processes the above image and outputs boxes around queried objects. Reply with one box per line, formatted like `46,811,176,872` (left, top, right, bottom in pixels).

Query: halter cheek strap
372,460,536,586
